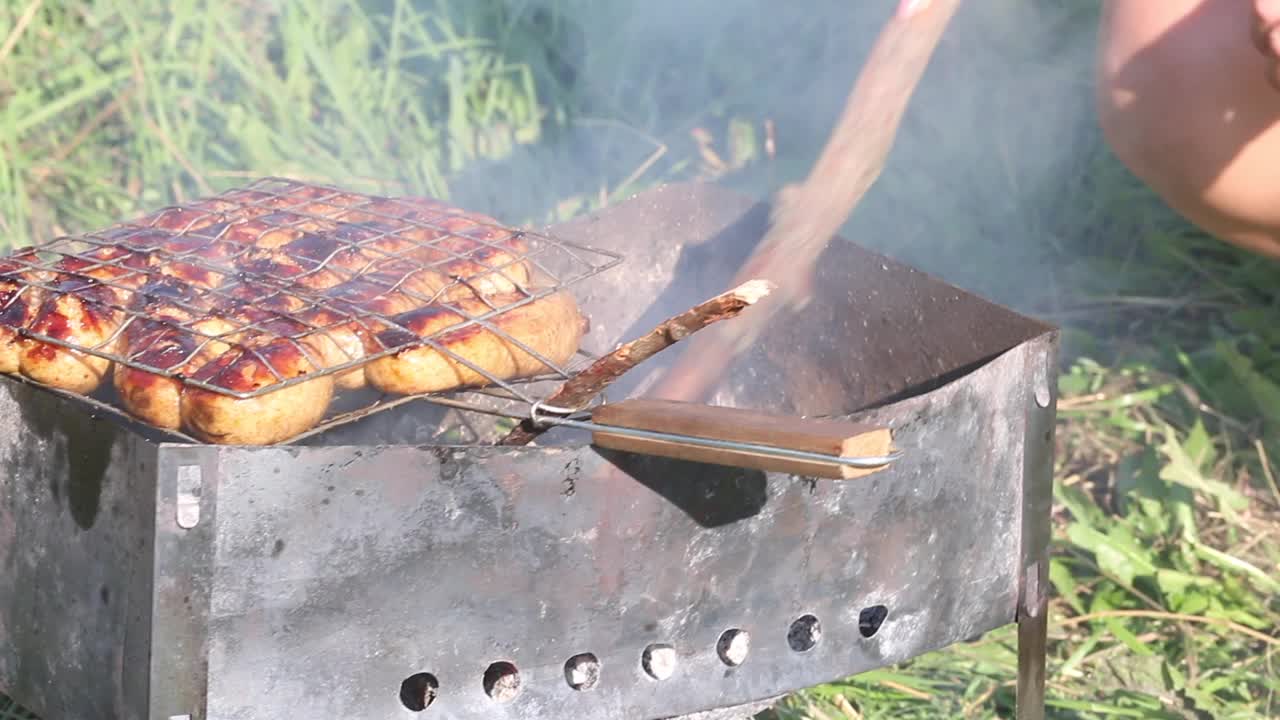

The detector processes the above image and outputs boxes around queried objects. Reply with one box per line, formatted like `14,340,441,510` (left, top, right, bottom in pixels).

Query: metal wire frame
0,354,606,447
0,178,622,412
281,351,609,445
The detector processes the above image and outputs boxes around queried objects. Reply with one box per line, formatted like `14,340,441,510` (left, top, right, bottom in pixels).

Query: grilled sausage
113,277,235,430
3,184,579,445
269,217,532,390
116,280,328,438
371,235,533,301
364,290,586,396
179,328,334,445
339,196,533,280
0,250,49,374
300,276,426,390
19,279,124,393
18,247,152,394
300,236,533,392
16,220,256,397
14,215,243,396
94,225,264,411
298,314,373,390
114,317,236,430
124,202,238,234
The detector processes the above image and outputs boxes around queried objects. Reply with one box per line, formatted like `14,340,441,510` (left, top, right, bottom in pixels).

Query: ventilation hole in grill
787,614,822,652
483,661,522,703
716,628,750,667
564,653,601,690
859,605,889,638
398,673,439,712
642,644,677,681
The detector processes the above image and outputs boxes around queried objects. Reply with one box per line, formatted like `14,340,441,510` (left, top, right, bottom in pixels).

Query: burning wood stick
646,0,963,403
499,279,776,446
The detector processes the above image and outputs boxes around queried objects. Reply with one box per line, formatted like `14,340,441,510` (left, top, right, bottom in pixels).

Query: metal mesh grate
0,178,621,442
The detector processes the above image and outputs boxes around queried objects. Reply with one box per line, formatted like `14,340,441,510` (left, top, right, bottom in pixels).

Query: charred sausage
0,250,49,374
364,290,586,396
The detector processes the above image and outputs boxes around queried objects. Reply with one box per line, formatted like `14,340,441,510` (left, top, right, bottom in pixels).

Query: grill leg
1015,582,1048,720
1017,341,1055,720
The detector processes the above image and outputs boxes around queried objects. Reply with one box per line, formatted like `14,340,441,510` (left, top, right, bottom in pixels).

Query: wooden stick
498,279,776,446
646,0,964,403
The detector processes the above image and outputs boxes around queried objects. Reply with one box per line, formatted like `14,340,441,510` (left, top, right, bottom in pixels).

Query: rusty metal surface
149,446,221,719
1016,333,1058,720
0,381,157,720
0,182,1056,720
184,342,1031,720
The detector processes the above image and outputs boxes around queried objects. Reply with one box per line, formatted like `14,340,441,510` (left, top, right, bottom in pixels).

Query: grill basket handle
587,399,897,480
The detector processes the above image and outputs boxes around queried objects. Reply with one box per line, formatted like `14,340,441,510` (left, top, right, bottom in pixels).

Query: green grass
2,0,1278,719
0,0,583,239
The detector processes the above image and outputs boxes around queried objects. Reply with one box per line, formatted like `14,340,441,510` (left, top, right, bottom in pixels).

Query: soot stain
272,539,286,558
17,385,115,531
596,448,767,528
562,458,581,498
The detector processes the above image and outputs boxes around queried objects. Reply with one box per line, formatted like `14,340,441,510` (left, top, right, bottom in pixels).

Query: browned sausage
0,249,49,374
179,315,334,445
364,290,586,396
115,277,322,437
19,222,255,397
18,247,151,394
7,185,578,445
299,275,426,390
263,216,532,390
113,277,235,430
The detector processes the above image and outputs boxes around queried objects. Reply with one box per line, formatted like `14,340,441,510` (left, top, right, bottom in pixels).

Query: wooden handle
589,399,894,480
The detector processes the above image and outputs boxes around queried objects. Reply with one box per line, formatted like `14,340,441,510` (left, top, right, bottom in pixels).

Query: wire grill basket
0,177,621,443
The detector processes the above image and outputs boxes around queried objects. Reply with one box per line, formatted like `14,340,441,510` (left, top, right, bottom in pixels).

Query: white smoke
446,0,1107,316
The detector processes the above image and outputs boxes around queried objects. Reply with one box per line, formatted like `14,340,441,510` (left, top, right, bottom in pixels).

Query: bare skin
906,0,1280,260
1096,0,1280,259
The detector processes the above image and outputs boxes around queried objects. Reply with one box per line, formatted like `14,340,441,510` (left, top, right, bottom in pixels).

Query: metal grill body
0,184,1057,720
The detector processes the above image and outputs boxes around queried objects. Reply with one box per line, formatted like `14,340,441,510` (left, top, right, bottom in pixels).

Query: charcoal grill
0,182,1057,720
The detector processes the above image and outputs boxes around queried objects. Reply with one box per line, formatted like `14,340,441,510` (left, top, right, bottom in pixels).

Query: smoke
852,0,1106,313
443,0,1107,318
